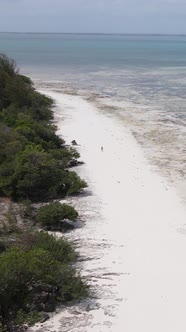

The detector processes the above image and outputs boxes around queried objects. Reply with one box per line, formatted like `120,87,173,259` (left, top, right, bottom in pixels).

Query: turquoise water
1,33,186,69
1,33,186,116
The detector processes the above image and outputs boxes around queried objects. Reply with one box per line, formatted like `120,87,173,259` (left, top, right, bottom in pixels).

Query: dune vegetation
0,54,88,332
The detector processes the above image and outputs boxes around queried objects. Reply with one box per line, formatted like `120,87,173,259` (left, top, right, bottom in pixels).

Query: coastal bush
17,231,77,263
0,248,56,323
36,202,78,226
0,54,87,202
0,244,87,330
62,171,88,195
12,145,62,201
0,53,18,77
35,231,77,263
0,54,88,331
14,310,42,327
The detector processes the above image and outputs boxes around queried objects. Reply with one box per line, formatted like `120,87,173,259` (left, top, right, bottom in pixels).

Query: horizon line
0,31,186,36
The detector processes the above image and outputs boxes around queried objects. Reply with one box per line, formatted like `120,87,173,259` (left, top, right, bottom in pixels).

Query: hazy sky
0,0,186,34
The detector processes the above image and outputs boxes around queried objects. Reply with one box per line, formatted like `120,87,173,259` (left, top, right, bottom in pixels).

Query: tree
12,145,61,201
0,54,18,77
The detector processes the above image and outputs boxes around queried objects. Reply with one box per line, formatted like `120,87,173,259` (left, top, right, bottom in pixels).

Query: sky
0,0,186,34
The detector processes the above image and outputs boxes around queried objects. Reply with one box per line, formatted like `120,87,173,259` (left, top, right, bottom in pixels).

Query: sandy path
34,91,186,332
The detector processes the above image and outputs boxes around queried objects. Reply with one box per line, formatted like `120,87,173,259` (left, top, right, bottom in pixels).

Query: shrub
14,310,42,327
12,145,62,201
62,171,88,195
0,54,87,202
36,202,78,226
17,231,76,264
0,246,87,329
34,231,76,263
0,53,18,77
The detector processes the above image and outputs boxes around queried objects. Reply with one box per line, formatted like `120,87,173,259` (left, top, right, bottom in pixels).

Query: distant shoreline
1,31,186,36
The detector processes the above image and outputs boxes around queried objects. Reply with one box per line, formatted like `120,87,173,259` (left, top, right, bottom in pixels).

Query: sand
31,90,186,332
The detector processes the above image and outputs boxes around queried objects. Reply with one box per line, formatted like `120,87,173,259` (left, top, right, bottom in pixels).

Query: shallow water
36,79,186,205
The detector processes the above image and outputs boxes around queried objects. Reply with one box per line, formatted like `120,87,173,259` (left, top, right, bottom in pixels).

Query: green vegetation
0,54,87,201
36,202,78,226
17,231,77,263
0,55,88,331
0,232,87,331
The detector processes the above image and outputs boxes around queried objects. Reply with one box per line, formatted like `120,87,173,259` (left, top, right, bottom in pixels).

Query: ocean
1,32,186,199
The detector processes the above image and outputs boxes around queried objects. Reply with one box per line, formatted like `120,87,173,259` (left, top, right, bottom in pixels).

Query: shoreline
35,80,186,206
32,90,186,331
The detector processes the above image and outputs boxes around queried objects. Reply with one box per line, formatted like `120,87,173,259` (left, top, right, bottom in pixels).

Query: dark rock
86,304,91,311
68,160,84,168
71,140,78,146
40,312,50,323
45,221,75,232
85,303,99,311
68,159,78,167
62,221,75,231
71,310,81,315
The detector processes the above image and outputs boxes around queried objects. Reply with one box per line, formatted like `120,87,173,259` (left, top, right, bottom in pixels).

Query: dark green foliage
36,202,78,226
14,310,42,327
0,248,54,314
13,145,61,201
17,231,77,264
0,54,18,77
0,233,87,330
35,232,76,263
0,54,87,201
63,171,87,195
0,54,88,332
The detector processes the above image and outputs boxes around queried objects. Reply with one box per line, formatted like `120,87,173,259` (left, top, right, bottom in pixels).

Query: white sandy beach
31,90,186,332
